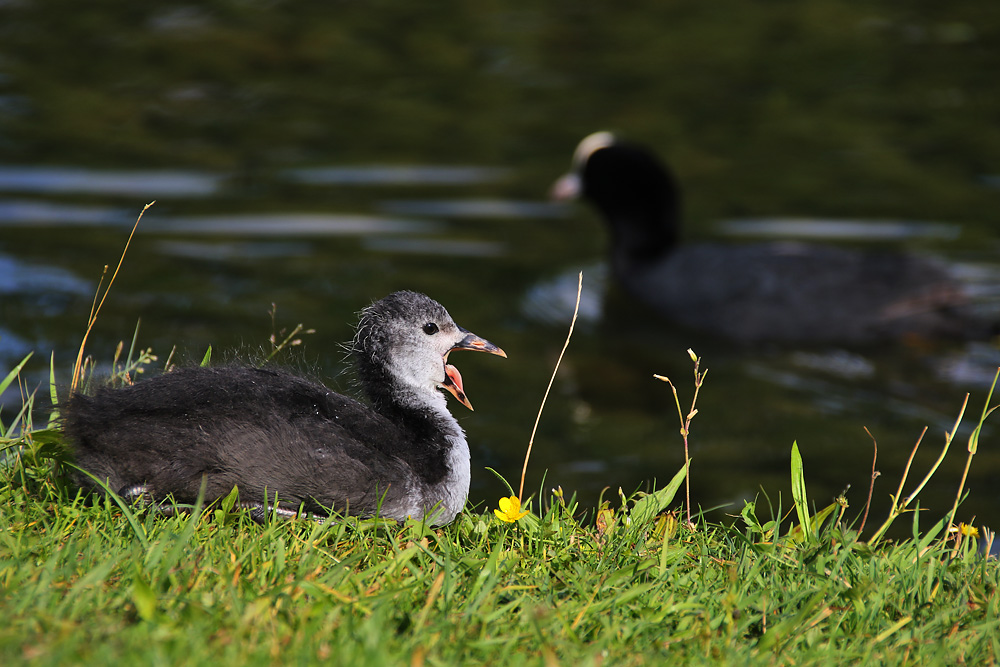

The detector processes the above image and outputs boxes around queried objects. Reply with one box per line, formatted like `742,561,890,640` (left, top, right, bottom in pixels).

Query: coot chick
62,291,506,526
553,131,983,344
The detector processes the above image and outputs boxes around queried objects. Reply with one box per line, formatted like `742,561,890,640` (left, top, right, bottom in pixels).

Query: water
2,1,1000,534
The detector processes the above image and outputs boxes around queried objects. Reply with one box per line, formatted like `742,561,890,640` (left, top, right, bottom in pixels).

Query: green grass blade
47,351,60,427
0,352,33,397
1,394,34,440
967,368,1000,455
125,319,141,372
790,441,812,540
484,466,516,497
631,462,688,527
131,571,158,622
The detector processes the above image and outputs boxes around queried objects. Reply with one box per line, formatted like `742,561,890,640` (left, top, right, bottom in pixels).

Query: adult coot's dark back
553,131,985,344
62,291,506,526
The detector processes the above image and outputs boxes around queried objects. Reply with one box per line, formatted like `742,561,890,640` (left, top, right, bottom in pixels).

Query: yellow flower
494,495,529,523
959,523,980,538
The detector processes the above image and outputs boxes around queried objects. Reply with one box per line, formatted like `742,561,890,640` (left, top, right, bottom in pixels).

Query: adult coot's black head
63,291,506,525
553,131,681,266
553,132,986,344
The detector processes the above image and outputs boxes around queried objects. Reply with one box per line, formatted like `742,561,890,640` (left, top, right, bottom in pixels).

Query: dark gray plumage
554,131,988,344
62,291,505,525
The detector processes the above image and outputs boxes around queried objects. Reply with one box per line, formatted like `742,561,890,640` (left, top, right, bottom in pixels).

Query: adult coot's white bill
63,290,506,526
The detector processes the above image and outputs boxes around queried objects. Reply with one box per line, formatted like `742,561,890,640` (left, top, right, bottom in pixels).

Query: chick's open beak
439,329,506,411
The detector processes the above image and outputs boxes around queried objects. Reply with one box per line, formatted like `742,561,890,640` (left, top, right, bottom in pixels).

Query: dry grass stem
70,202,155,395
654,349,706,527
869,396,969,546
518,271,582,501
859,426,880,535
945,367,999,539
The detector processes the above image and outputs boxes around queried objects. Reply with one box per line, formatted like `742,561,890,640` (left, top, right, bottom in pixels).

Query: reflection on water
521,263,608,327
718,218,962,241
951,262,1000,301
286,166,508,186
0,254,92,296
935,343,1000,387
144,213,441,236
379,199,566,219
155,240,313,261
744,361,953,428
0,199,133,226
0,166,223,197
0,163,512,199
0,329,33,363
362,237,505,257
0,254,93,406
788,350,876,380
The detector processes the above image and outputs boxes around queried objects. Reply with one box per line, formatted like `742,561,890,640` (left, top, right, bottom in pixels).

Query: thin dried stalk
518,272,582,501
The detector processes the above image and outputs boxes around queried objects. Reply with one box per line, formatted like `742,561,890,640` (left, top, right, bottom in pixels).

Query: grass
2,343,1000,666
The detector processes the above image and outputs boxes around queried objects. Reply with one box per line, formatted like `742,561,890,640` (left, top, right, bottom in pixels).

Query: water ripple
145,213,442,236
718,218,961,240
286,165,508,186
0,166,222,197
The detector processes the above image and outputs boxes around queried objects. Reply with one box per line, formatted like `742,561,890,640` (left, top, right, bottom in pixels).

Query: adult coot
553,131,984,344
62,291,506,525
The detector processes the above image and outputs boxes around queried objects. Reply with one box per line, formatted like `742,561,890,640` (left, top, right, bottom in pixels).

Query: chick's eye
422,322,439,335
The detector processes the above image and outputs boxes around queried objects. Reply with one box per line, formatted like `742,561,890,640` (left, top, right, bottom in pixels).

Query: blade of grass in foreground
0,352,33,397
47,351,60,428
790,441,812,541
629,463,688,528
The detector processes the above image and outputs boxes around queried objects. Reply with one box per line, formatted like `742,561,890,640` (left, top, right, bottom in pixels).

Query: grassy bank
2,348,999,666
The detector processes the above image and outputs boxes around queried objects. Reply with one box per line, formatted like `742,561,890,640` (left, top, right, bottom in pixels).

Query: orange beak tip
441,364,475,411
